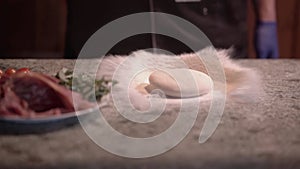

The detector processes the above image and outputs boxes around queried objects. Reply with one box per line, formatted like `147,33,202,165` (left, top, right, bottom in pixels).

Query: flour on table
97,47,262,111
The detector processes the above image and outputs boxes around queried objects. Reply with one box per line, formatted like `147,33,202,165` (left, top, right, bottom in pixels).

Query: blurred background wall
0,0,299,59
0,0,67,58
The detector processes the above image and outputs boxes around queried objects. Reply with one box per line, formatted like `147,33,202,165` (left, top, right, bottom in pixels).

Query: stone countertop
0,59,299,169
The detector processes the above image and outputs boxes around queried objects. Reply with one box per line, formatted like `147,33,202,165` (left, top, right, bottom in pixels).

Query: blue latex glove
255,22,279,59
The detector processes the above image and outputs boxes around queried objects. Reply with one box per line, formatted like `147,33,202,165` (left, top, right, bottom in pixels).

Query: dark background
0,0,299,59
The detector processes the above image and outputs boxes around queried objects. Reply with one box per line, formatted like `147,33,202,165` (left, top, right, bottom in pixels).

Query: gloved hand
255,22,279,59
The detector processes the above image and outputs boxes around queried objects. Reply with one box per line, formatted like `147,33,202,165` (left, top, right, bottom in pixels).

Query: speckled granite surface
0,59,299,169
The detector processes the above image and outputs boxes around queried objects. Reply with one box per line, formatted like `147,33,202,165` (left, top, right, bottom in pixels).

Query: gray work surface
0,59,299,169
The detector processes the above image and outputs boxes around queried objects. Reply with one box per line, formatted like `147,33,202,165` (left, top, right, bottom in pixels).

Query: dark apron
65,0,247,58
150,0,247,57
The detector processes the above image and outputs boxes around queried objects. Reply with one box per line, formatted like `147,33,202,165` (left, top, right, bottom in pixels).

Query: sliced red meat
0,72,94,118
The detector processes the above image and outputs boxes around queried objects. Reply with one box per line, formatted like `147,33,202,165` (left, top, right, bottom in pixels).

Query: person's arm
256,0,277,22
254,0,279,59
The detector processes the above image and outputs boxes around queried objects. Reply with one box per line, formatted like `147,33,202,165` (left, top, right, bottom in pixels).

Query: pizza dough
146,69,212,98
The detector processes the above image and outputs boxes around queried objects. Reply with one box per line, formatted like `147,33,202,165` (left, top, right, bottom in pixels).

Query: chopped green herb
55,68,116,102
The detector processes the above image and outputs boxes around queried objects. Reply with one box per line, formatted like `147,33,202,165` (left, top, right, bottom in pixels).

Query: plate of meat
0,68,111,134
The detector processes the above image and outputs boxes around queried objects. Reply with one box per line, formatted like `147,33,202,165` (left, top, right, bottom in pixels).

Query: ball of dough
147,69,212,98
